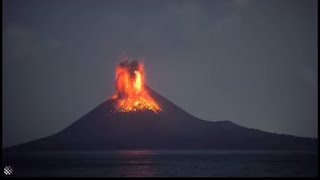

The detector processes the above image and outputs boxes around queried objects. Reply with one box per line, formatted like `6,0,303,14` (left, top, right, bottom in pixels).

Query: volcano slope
4,86,317,152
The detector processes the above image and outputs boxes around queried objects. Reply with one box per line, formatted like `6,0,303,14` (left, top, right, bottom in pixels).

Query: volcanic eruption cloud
111,59,162,113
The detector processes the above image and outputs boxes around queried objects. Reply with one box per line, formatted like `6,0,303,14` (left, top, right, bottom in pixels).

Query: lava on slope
111,59,162,113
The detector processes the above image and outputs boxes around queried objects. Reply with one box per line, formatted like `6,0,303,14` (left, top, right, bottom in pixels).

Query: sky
2,0,318,147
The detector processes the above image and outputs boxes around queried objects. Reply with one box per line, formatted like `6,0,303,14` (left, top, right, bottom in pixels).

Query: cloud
3,24,60,61
302,66,317,89
232,0,251,9
159,0,248,51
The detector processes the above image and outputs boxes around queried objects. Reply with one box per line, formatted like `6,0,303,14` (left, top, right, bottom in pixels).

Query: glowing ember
111,59,162,113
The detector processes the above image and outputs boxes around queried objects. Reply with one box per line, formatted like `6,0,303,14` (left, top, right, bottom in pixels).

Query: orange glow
111,60,162,113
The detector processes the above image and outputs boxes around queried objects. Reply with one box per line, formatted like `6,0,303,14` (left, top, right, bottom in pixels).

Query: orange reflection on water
118,150,157,177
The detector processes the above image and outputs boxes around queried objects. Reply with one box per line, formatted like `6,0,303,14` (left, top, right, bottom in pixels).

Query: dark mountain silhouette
4,86,317,151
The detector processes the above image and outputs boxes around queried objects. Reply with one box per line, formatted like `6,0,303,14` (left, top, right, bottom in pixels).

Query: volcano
4,60,317,151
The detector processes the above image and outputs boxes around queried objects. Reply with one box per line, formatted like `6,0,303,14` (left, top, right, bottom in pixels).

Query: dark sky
3,0,318,147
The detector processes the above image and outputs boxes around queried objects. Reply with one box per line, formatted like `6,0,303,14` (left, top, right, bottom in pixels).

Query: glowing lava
111,60,162,113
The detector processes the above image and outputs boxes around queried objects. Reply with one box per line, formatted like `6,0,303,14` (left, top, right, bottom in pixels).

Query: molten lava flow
111,60,162,113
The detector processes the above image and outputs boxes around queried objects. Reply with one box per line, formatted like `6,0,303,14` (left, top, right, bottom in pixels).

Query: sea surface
3,150,318,177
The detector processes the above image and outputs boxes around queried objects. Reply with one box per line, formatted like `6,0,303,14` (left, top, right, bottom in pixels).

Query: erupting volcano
4,58,317,152
111,60,162,113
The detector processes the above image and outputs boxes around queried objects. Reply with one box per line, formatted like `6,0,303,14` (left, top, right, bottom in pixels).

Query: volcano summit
111,60,162,113
5,60,317,151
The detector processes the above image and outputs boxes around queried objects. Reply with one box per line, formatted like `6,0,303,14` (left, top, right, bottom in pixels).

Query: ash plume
118,60,140,78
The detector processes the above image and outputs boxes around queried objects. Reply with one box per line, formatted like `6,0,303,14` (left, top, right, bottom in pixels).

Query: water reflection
4,150,318,177
116,150,157,177
118,150,156,156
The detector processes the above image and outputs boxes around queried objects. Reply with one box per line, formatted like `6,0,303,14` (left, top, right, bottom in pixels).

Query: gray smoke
118,59,140,78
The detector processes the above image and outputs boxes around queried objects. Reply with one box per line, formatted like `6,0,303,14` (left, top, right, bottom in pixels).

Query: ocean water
3,150,318,177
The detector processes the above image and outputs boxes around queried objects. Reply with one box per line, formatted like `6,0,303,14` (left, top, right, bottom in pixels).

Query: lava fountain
111,59,162,113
